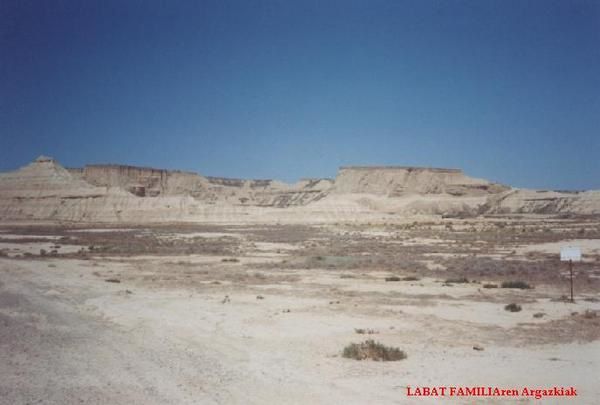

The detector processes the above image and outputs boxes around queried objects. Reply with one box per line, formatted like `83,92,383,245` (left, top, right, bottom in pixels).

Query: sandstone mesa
0,155,598,223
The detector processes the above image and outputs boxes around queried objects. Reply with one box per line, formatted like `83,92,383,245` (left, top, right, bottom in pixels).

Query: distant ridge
0,156,598,223
340,166,462,173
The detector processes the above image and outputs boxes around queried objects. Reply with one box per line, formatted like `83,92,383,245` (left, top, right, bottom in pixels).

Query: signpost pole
560,246,580,304
569,259,574,303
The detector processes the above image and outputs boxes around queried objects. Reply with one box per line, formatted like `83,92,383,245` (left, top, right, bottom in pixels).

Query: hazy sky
1,0,599,189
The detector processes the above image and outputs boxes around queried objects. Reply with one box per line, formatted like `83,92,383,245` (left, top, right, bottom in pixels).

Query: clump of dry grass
221,258,239,263
342,340,406,361
385,276,401,282
504,303,522,312
482,283,498,288
354,328,378,335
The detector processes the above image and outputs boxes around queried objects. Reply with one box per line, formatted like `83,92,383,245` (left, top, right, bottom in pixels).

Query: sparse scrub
354,328,378,335
504,303,522,312
401,276,420,281
340,274,356,279
342,340,406,361
501,281,532,289
385,276,401,282
482,283,498,289
221,258,240,263
445,277,469,284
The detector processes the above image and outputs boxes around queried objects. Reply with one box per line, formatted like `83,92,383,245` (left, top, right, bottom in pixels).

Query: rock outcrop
333,166,508,196
482,189,600,215
1,156,598,223
69,164,331,207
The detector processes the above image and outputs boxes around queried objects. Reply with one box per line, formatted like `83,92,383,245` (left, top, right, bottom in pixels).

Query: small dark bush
105,278,121,283
401,276,420,281
533,312,545,318
501,281,531,289
385,276,401,282
221,258,240,263
342,340,406,361
482,283,498,289
504,303,522,312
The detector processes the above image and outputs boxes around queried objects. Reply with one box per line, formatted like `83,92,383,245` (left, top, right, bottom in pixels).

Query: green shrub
342,340,407,361
501,281,531,289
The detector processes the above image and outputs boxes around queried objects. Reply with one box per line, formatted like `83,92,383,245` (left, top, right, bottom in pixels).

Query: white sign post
560,246,581,303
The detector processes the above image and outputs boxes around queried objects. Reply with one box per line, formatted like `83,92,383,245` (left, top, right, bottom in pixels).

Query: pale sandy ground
0,241,82,257
517,239,600,256
1,228,599,404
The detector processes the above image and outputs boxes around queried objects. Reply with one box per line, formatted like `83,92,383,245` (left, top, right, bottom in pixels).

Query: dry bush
505,303,522,312
342,340,406,361
354,328,378,335
533,312,545,318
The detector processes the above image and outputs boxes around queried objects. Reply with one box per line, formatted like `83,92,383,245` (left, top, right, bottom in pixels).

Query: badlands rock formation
0,156,598,223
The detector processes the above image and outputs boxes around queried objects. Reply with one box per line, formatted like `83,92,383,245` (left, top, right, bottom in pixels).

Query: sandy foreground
0,220,599,404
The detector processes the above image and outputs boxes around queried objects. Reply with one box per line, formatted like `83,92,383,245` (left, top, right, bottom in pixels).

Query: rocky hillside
0,156,598,223
333,166,508,196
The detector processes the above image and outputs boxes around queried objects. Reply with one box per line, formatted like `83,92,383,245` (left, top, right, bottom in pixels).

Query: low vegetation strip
342,340,407,361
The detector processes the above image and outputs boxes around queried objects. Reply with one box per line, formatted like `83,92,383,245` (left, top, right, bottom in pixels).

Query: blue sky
1,0,599,189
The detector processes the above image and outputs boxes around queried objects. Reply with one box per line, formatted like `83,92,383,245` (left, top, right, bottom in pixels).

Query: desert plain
1,158,599,404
